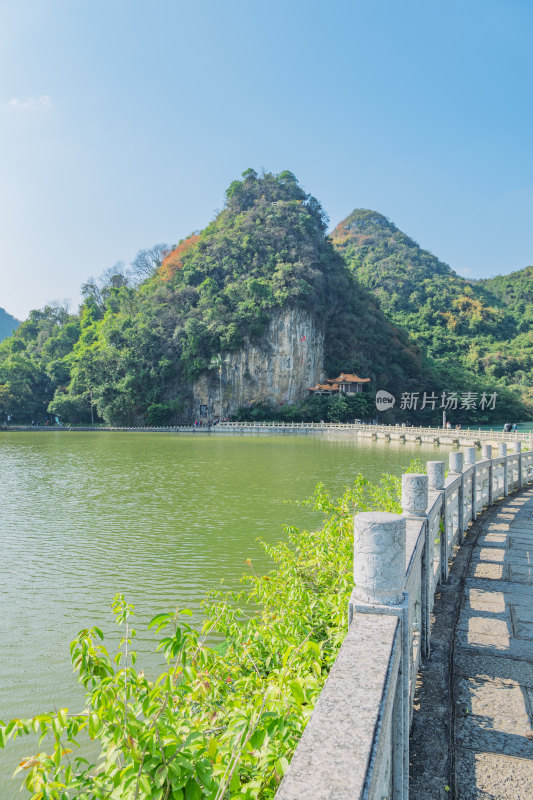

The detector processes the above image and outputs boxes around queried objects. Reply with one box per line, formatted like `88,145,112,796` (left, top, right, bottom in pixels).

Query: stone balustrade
275,445,533,800
216,420,532,444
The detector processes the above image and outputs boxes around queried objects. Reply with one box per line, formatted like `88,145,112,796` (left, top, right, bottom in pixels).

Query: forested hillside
0,306,19,341
0,177,528,426
477,266,533,329
331,210,533,410
0,171,437,426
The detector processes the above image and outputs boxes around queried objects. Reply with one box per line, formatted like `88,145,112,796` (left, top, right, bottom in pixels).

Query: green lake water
0,431,451,796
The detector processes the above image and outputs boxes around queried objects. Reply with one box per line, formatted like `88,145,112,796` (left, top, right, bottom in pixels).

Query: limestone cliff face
191,309,324,419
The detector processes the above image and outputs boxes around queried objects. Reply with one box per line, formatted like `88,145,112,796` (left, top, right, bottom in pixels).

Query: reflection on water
0,431,449,796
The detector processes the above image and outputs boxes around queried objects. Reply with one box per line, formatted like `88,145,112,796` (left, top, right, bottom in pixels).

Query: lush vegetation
0,306,19,342
0,172,431,426
331,210,533,415
0,177,529,427
475,267,533,400
233,391,373,424
0,469,411,800
478,265,533,317
0,304,80,423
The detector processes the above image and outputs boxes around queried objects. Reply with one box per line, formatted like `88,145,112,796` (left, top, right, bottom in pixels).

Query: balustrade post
482,444,493,505
449,451,464,543
353,513,405,606
464,446,477,520
427,460,445,491
512,441,522,487
351,511,408,800
402,473,430,659
498,443,508,496
463,447,475,463
427,460,447,582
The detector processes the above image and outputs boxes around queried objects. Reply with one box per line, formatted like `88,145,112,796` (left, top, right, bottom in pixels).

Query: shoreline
2,421,531,448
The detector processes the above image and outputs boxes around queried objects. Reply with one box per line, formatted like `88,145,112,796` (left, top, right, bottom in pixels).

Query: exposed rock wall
191,309,324,419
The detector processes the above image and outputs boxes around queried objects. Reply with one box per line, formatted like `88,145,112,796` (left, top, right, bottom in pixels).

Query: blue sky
1,0,532,320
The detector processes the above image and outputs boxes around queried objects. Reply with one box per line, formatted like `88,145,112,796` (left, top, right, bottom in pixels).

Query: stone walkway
410,487,533,799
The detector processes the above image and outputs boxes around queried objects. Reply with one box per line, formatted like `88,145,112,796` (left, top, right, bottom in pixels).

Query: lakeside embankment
3,420,532,446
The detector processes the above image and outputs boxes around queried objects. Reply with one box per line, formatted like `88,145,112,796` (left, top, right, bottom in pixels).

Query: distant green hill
0,307,19,341
331,210,533,412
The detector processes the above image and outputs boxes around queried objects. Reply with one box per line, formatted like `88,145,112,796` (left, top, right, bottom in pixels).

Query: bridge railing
275,442,532,800
217,420,532,443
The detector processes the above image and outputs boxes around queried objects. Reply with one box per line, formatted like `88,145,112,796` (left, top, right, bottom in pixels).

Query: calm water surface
0,431,450,796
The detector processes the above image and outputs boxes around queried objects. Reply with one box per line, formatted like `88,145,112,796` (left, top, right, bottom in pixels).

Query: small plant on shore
0,463,420,800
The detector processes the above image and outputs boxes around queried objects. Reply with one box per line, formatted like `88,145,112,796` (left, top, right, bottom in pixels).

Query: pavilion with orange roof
307,373,370,396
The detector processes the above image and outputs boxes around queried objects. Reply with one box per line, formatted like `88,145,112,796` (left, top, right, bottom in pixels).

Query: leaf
185,777,202,800
148,613,173,631
155,764,168,787
168,761,188,786
275,757,289,776
289,679,305,706
282,647,293,669
18,756,39,771
249,728,266,750
156,636,173,654
88,713,100,739
196,758,214,788
304,640,320,658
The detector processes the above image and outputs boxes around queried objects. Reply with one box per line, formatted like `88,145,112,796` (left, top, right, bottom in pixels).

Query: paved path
410,487,533,799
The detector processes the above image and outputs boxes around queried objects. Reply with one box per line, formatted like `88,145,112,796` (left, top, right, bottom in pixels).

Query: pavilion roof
308,383,339,392
326,373,370,384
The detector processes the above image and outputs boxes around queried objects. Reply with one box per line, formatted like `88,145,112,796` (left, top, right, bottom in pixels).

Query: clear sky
1,0,532,320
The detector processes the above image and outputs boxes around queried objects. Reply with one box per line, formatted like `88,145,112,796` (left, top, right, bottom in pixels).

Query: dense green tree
0,304,79,422
326,393,349,422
